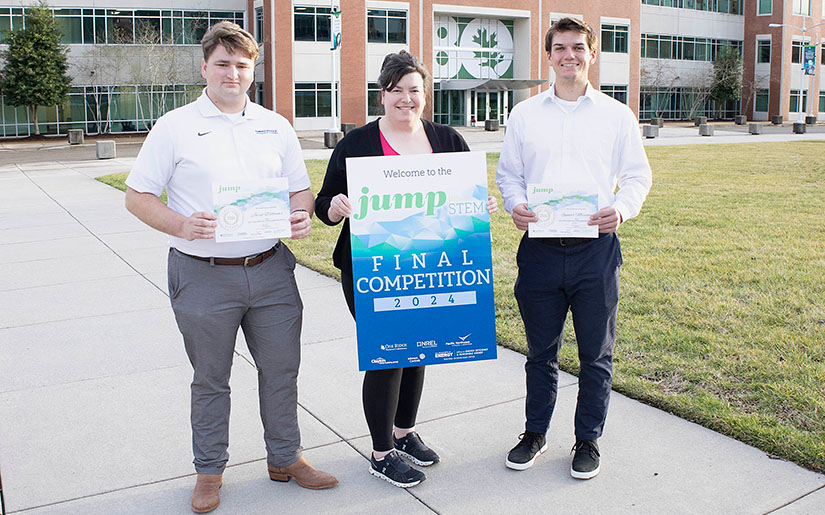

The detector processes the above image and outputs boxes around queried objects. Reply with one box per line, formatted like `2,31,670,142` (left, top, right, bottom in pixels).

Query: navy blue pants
514,233,622,440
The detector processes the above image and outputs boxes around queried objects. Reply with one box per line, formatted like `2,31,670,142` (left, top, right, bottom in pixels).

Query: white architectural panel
641,4,743,41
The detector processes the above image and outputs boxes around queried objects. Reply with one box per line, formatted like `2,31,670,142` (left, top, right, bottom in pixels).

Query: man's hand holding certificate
213,178,291,242
527,182,599,238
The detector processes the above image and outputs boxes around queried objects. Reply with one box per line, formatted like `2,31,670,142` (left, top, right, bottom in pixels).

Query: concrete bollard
642,124,659,139
67,129,84,145
695,116,707,126
699,124,713,136
748,123,762,135
96,140,116,159
771,115,783,125
805,116,816,125
793,122,806,134
735,115,747,125
484,119,500,131
324,130,343,148
340,123,356,136
650,116,664,128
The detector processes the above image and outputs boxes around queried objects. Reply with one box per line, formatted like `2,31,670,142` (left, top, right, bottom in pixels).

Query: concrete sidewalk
1,152,824,514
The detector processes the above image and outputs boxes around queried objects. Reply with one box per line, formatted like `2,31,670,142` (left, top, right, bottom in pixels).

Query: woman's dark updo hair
377,50,432,96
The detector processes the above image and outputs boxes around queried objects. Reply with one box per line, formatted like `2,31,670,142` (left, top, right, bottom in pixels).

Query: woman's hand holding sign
328,193,352,223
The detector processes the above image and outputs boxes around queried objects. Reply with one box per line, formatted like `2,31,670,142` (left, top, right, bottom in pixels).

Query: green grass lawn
99,141,825,473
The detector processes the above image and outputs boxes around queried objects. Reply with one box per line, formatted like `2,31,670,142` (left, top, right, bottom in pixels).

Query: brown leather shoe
191,473,222,513
268,456,338,490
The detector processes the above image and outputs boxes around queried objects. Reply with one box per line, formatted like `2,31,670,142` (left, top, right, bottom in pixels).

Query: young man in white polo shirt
496,18,652,480
125,21,337,513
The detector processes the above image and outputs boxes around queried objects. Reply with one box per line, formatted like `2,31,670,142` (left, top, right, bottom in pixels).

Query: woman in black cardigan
315,50,495,488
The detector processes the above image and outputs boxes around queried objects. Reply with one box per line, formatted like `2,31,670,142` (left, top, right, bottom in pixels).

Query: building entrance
472,90,513,125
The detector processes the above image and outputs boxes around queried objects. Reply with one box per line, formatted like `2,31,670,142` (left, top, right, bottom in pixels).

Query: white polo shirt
126,91,310,258
496,83,652,222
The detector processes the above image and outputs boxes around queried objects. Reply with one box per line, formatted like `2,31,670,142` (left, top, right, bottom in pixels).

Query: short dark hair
201,21,259,62
377,50,432,96
545,17,598,53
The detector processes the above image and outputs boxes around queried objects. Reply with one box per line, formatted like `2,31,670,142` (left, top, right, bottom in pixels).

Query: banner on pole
331,11,342,50
346,151,497,371
803,45,816,75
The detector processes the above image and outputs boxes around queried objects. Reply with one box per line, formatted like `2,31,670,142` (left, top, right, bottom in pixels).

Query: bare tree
680,67,714,120
68,14,204,134
740,72,770,117
639,59,680,119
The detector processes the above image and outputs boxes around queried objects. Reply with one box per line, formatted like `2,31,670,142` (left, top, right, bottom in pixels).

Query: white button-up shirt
496,84,652,222
126,91,310,257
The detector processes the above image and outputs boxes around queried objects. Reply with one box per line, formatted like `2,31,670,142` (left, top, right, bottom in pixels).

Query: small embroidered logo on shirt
255,129,279,135
197,131,211,136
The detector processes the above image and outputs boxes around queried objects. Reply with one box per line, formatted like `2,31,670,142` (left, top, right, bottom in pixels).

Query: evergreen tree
0,1,71,136
710,46,742,106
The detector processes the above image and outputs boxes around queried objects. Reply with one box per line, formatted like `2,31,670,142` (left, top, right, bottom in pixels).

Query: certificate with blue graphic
527,182,599,238
346,151,497,371
213,178,291,242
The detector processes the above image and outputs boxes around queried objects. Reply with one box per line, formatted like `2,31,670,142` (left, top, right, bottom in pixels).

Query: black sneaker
393,432,440,466
369,450,426,488
505,431,547,470
570,439,600,479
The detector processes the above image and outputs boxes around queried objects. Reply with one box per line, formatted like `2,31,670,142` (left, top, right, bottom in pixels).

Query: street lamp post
769,20,825,123
325,2,343,148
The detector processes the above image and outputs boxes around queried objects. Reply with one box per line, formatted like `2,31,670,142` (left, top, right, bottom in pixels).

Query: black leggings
342,271,426,452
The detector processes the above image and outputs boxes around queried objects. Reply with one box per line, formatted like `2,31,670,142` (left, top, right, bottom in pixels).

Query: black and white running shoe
393,431,440,467
369,450,426,488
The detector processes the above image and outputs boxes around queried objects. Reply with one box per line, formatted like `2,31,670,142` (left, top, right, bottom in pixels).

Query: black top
315,118,471,273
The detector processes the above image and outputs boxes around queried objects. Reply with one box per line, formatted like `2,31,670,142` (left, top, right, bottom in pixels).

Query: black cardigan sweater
314,119,471,274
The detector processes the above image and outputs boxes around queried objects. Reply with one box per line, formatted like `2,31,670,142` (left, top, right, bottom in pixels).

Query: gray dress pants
168,244,303,474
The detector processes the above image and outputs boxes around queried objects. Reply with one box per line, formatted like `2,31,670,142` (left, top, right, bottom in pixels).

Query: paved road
3,121,825,168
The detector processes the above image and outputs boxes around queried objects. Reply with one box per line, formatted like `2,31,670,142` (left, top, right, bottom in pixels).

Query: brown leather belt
182,242,280,266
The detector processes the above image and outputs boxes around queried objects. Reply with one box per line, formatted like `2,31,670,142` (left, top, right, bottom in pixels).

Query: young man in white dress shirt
125,21,337,513
496,17,652,479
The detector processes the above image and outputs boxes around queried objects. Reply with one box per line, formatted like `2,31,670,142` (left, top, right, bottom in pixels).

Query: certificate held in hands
213,178,291,242
527,182,599,238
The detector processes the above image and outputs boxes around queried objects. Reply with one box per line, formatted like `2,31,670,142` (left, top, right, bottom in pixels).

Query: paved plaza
0,125,824,514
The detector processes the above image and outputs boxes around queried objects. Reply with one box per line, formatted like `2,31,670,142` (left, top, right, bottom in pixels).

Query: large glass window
294,82,338,118
108,9,134,44
367,83,384,116
819,91,825,113
792,41,804,64
0,83,202,137
757,40,771,63
601,85,628,104
3,8,245,45
433,86,465,126
758,0,772,14
821,43,825,65
792,0,811,16
255,7,263,43
601,25,629,54
639,86,740,120
134,11,161,43
641,0,743,14
643,35,659,58
790,90,808,112
294,6,332,42
641,33,742,62
54,9,82,44
755,90,769,112
0,7,24,43
367,9,406,44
